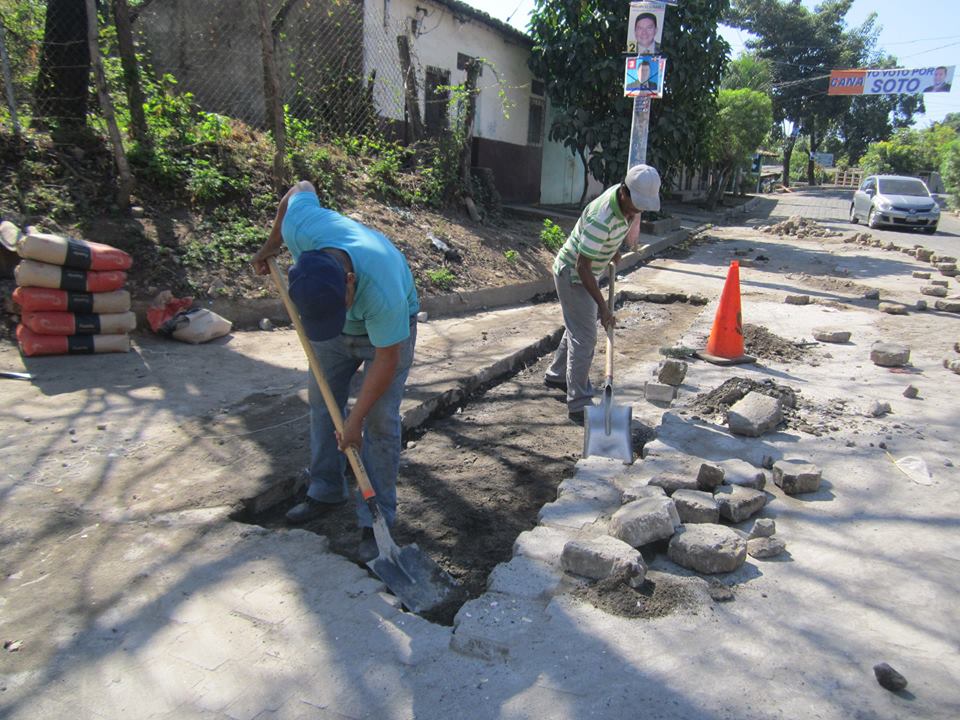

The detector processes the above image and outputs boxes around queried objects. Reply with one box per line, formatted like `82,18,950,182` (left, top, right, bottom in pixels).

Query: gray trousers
545,266,597,412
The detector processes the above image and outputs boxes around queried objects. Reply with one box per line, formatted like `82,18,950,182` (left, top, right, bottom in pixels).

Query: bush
426,268,455,291
540,219,566,251
504,249,519,262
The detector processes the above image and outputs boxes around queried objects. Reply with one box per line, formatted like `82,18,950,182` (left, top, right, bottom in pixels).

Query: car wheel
923,225,937,235
849,204,859,224
867,208,882,229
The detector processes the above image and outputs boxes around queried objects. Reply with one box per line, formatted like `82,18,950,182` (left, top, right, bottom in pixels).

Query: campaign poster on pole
624,55,666,98
626,2,666,55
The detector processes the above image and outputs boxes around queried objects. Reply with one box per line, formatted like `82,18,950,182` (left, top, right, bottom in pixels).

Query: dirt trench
235,300,704,624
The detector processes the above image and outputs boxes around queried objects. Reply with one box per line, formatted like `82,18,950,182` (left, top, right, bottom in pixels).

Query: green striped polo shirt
552,185,628,282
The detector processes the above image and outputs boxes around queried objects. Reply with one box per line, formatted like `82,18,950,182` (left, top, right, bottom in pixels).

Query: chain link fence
0,0,414,148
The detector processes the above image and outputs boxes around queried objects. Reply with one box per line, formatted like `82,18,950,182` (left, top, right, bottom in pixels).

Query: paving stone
870,342,910,367
667,524,747,574
644,381,676,403
647,471,699,495
657,359,688,386
608,496,680,548
696,462,725,491
538,494,609,531
903,384,919,399
487,554,564,599
450,593,544,662
747,536,786,558
513,526,575,567
773,459,822,495
912,271,931,279
750,518,776,538
619,483,667,504
944,357,960,374
561,536,647,587
784,294,810,305
714,485,767,523
920,285,948,297
878,302,907,315
915,299,928,311
937,262,958,277
863,288,881,300
874,662,909,692
813,328,851,343
727,391,782,437
934,299,960,313
719,458,767,490
931,279,949,287
671,489,720,524
933,254,957,263
557,471,622,504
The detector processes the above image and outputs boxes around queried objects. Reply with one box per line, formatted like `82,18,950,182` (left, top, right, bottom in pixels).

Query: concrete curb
131,198,764,330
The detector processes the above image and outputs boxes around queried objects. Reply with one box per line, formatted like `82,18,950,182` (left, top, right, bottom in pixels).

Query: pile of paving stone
759,215,841,238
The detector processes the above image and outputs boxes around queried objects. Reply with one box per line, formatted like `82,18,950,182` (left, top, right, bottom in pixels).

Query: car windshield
877,178,929,196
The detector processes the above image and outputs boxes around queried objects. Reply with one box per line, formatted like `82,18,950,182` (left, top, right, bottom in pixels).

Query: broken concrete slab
657,359,688,387
561,536,647,588
870,342,910,368
772,459,822,495
747,536,786,558
450,593,545,662
921,285,948,298
672,489,720,524
813,328,852,343
727,392,782,437
714,485,767,523
696,462,725,491
487,554,565,599
538,494,610,532
647,471,699,495
645,381,676,404
749,518,776,538
608,496,681,548
719,458,767,490
513,526,574,567
619,483,667,504
667,524,747,574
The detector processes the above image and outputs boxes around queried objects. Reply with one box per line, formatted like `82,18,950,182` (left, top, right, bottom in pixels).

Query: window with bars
527,97,544,146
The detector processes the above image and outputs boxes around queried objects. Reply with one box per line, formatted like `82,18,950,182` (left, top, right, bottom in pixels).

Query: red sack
12,286,131,314
21,310,136,336
147,292,194,333
16,325,130,356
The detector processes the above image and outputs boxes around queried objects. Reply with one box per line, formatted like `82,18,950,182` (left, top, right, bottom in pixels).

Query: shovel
268,257,459,614
583,263,633,464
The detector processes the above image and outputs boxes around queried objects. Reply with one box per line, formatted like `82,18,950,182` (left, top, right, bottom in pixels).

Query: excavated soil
571,570,713,619
743,323,812,363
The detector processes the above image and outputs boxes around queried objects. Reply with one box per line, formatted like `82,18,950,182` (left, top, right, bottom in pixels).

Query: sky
458,0,958,125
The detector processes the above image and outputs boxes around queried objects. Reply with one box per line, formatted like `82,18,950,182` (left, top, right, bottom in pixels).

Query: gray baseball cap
625,164,661,211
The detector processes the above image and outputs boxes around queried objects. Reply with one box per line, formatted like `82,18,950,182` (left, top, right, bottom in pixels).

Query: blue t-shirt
282,192,419,347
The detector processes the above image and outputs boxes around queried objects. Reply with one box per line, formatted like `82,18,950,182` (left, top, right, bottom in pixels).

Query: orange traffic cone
695,261,756,366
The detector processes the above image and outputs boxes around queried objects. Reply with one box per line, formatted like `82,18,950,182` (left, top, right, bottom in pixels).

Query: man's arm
251,180,316,275
337,342,401,451
576,253,614,331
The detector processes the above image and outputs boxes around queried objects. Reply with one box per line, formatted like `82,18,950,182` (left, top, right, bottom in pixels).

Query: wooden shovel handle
605,262,615,381
267,257,377,501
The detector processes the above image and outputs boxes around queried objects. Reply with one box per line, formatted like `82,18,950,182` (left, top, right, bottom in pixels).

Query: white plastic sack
894,455,933,486
170,308,232,344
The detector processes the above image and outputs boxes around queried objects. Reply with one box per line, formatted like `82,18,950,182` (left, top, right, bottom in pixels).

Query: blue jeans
306,321,416,528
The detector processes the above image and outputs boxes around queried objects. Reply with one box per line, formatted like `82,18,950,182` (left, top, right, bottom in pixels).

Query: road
763,186,958,257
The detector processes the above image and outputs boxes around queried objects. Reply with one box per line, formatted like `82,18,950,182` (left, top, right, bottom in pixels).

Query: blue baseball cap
287,250,346,341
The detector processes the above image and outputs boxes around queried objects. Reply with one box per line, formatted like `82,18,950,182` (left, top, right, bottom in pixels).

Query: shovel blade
367,543,460,614
583,402,633,464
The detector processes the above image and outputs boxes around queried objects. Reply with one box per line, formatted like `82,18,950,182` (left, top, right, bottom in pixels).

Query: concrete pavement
1,190,958,719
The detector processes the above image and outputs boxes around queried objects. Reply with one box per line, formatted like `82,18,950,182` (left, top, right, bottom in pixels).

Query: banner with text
828,65,955,95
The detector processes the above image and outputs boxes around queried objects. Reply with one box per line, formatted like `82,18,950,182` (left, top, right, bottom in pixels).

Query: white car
849,175,939,234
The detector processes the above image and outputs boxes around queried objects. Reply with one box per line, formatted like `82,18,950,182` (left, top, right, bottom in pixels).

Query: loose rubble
772,459,822,495
760,216,841,238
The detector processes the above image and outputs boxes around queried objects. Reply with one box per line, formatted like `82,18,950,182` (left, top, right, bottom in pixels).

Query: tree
529,0,729,202
941,113,960,134
727,0,885,186
860,125,957,176
706,88,772,208
33,0,90,134
721,53,773,92
941,139,960,208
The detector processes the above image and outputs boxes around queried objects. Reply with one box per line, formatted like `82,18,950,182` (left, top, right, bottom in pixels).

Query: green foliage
540,219,566,251
860,125,958,176
711,89,773,166
529,0,730,188
426,268,455,290
182,214,264,272
504,249,519,262
721,53,773,92
941,140,960,208
186,159,237,203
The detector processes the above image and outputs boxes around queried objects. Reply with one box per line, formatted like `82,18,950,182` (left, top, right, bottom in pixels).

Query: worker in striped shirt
544,164,661,424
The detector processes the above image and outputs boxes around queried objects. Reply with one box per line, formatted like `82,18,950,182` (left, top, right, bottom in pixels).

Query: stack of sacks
2,221,136,356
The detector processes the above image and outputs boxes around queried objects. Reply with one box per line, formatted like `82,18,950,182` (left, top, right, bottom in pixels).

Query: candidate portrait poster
624,55,666,98
626,2,666,55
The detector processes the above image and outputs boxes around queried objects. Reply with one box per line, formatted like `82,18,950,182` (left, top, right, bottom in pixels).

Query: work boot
543,375,568,392
568,409,585,425
358,526,378,563
285,497,345,524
